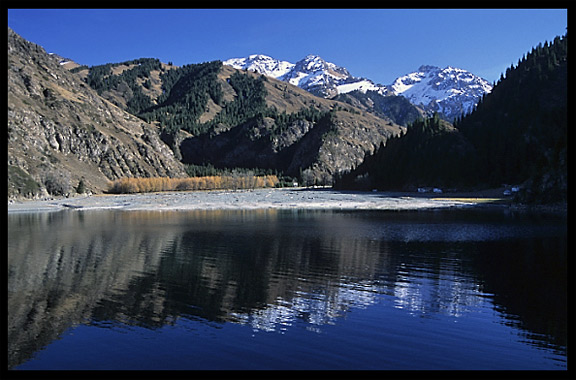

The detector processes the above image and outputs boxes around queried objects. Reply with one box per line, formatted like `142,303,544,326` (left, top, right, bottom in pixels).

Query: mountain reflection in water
7,209,567,370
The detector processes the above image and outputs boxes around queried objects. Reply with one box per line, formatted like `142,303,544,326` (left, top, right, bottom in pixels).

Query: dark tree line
336,33,568,203
455,33,567,197
335,113,476,190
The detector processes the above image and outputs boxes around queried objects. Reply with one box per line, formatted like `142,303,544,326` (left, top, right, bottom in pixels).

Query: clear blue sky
8,8,568,84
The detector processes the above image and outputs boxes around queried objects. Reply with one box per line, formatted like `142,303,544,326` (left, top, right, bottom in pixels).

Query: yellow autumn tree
107,175,280,194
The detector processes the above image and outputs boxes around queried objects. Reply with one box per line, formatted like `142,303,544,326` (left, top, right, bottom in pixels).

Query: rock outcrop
8,28,187,198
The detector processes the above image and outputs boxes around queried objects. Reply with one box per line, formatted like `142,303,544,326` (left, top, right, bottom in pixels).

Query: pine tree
76,178,86,194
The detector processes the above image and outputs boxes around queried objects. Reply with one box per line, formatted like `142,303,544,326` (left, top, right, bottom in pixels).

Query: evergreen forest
455,34,568,202
336,33,568,203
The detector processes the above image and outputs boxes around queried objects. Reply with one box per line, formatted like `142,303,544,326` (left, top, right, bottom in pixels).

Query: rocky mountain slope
176,66,403,184
8,28,187,198
8,29,404,196
333,90,426,127
224,54,492,121
77,57,403,186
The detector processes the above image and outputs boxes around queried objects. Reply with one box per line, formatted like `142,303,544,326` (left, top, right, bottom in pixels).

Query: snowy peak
281,55,356,97
391,65,492,120
224,55,491,120
224,54,295,79
292,54,349,78
391,65,492,98
294,54,330,72
224,54,387,98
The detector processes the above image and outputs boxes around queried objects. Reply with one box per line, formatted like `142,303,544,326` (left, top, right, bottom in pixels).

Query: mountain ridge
85,59,404,185
9,27,565,204
390,65,493,120
8,28,405,196
7,28,187,198
224,54,492,120
224,54,388,98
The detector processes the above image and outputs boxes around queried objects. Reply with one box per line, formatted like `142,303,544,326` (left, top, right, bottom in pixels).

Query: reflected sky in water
8,208,568,370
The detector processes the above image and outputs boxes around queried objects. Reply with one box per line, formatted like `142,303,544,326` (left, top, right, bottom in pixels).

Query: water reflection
7,209,567,369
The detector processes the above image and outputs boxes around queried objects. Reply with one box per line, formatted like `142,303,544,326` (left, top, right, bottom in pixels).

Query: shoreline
6,187,506,214
7,187,565,215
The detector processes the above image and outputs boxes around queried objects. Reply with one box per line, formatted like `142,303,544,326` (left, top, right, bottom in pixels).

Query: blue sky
8,8,568,84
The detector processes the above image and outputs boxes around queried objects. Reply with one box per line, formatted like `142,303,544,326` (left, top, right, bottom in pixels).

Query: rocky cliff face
8,28,187,198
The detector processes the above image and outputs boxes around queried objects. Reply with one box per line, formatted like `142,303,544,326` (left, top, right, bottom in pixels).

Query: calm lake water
7,207,568,370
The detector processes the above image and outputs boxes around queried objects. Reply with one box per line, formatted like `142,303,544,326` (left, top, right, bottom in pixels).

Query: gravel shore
7,188,506,213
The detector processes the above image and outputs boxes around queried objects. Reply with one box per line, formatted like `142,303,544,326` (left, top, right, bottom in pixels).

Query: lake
7,207,568,370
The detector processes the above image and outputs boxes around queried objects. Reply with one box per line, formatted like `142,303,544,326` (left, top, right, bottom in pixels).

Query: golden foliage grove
107,175,279,194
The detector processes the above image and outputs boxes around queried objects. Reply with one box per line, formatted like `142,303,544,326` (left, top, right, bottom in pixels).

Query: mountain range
224,54,493,121
7,28,403,197
7,27,567,204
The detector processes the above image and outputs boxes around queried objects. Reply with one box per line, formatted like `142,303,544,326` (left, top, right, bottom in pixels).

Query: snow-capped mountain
224,55,491,120
224,54,388,98
390,65,493,120
281,54,351,98
224,54,295,79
